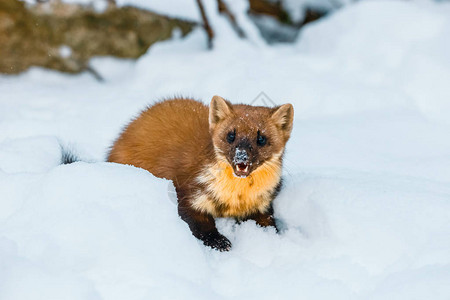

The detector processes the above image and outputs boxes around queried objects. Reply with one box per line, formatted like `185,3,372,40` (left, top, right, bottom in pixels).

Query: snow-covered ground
1,1,450,299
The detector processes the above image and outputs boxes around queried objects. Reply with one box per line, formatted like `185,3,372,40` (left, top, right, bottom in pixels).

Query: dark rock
0,0,196,74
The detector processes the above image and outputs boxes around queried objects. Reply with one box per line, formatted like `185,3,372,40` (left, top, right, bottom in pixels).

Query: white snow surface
1,1,450,299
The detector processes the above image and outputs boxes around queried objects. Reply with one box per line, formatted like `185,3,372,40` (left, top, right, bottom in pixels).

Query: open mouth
234,162,250,177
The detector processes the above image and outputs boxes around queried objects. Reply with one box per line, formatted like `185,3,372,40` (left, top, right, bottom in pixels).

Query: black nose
234,149,248,164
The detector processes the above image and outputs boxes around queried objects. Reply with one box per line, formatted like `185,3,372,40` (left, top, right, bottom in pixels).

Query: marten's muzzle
233,148,251,177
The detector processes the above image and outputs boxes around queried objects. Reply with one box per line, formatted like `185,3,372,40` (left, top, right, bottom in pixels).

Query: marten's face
209,96,294,178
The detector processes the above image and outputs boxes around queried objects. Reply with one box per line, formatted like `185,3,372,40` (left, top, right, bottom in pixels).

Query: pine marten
108,96,294,251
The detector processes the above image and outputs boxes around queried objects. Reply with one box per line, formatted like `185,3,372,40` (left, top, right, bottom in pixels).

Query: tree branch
217,0,246,38
196,0,214,49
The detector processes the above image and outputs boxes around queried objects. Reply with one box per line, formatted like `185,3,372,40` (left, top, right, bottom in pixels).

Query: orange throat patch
192,154,282,218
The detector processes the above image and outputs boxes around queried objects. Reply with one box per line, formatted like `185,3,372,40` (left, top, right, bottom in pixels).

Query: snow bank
1,162,449,299
1,1,450,299
297,0,450,124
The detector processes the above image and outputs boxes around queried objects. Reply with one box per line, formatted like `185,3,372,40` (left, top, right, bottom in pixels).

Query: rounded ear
209,95,234,129
271,103,294,141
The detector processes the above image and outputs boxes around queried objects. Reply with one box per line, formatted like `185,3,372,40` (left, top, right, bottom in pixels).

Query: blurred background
1,0,447,77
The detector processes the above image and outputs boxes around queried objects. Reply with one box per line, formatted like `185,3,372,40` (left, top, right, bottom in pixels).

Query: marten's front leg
178,202,231,251
244,205,278,232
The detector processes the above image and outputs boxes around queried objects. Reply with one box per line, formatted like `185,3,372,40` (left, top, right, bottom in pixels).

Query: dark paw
254,215,278,232
201,232,232,252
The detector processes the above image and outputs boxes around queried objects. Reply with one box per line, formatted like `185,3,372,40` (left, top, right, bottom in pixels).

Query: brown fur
108,96,293,251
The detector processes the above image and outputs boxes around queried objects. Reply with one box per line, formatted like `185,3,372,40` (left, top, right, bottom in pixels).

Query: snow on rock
21,0,201,20
1,1,450,299
115,0,200,21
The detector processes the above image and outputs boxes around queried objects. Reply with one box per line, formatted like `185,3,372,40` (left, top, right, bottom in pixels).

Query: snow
59,46,73,59
22,0,201,20
282,0,336,22
1,1,450,299
282,0,448,23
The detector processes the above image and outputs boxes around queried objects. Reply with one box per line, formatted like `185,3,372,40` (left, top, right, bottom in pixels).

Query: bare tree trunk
196,0,214,49
217,0,246,38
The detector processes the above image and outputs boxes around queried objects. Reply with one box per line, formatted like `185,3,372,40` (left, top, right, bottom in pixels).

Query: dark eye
257,131,267,146
226,130,235,143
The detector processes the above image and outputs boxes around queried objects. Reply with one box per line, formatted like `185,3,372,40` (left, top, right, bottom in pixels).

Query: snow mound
297,1,450,124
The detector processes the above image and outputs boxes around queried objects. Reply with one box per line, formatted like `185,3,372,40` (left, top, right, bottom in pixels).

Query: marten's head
209,95,294,178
